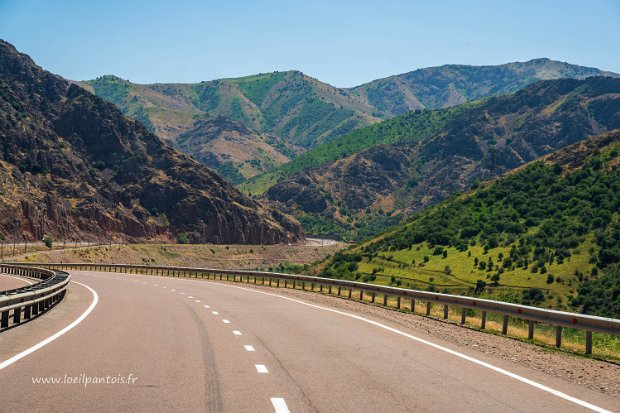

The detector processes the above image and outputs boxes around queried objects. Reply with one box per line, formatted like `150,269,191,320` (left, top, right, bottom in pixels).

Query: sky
1,0,619,87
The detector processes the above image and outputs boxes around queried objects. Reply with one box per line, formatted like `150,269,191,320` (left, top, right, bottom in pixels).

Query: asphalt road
0,270,618,413
0,273,33,291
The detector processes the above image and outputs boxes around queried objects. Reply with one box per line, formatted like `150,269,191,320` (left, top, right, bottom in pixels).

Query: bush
176,232,190,244
42,236,52,249
546,274,555,284
521,288,545,305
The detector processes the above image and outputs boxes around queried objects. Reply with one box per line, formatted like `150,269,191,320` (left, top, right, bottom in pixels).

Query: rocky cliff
0,40,303,244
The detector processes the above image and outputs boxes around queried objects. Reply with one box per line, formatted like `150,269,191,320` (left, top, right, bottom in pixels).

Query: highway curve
0,270,618,413
0,273,33,291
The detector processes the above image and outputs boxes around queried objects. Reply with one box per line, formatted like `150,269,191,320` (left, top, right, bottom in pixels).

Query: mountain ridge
263,76,620,240
0,39,303,244
80,59,618,184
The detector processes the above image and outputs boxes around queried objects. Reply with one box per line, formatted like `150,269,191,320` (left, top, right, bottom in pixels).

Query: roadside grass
356,239,597,309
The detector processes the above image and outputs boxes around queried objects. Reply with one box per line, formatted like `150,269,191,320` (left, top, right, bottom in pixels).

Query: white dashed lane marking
255,364,268,374
244,345,255,352
233,331,242,336
222,319,230,324
271,398,291,413
212,311,219,315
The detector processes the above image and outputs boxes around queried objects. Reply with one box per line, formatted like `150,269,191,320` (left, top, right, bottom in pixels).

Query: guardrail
0,264,71,330
19,262,620,355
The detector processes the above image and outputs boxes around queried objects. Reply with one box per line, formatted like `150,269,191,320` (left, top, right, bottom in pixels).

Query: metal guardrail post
556,326,562,347
461,308,467,325
586,331,593,355
426,302,431,316
443,305,449,319
481,311,487,329
528,321,535,339
502,316,509,335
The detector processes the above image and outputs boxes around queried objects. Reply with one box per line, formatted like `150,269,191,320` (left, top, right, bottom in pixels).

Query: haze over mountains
0,40,302,244
81,59,618,183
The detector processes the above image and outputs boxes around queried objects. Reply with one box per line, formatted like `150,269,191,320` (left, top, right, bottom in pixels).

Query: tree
176,232,190,244
490,273,500,285
42,236,52,249
522,288,545,305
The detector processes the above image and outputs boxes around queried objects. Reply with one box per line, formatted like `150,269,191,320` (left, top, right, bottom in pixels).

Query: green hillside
261,77,620,242
317,130,620,317
81,59,617,185
239,102,476,195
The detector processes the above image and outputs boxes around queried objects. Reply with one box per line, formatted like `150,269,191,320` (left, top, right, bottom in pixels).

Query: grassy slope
316,132,620,316
239,102,476,195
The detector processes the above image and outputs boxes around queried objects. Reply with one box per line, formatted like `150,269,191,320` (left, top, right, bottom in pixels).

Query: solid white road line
222,319,231,324
210,282,612,413
271,398,291,413
244,345,255,352
255,364,268,374
0,280,99,371
233,330,242,336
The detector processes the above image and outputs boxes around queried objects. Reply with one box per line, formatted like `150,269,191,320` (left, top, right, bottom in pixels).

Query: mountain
81,71,382,148
316,129,620,317
262,77,620,240
0,39,302,244
350,58,620,115
82,59,617,183
175,115,292,184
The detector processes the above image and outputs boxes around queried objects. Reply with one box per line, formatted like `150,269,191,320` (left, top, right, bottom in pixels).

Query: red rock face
0,40,303,244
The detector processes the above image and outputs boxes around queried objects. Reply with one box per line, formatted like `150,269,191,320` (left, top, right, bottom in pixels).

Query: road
0,270,618,412
0,273,33,291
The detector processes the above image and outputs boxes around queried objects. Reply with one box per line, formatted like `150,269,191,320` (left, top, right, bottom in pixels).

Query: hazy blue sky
1,0,619,87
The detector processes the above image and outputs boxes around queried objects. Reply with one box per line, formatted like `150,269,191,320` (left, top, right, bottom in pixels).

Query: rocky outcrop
0,39,303,244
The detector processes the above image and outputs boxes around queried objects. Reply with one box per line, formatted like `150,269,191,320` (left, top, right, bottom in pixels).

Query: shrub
42,236,52,249
176,232,190,244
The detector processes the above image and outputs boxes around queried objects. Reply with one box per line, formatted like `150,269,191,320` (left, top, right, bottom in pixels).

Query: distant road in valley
0,270,617,412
